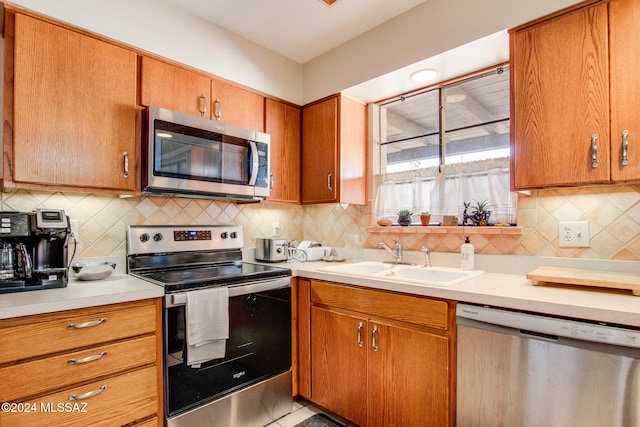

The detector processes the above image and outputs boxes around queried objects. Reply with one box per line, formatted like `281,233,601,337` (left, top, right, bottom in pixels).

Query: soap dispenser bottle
461,236,474,270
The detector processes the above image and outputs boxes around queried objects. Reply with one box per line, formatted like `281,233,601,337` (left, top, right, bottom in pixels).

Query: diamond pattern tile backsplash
4,184,640,261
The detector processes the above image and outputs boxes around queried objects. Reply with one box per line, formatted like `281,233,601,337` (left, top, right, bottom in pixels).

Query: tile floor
265,400,330,427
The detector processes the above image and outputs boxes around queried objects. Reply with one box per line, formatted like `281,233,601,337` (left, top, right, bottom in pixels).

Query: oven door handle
167,276,291,307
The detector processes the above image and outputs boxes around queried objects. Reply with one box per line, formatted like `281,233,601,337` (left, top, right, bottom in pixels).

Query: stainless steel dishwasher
456,303,640,427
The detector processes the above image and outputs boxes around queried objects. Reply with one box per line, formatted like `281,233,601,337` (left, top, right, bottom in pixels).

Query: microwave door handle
248,140,259,186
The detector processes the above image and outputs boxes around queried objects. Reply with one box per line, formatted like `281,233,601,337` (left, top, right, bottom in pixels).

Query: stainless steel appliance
255,238,288,262
143,106,270,200
127,225,292,427
0,209,71,294
456,303,640,427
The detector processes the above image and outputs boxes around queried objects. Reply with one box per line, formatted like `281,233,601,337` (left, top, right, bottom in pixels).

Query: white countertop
0,274,164,320
287,260,640,327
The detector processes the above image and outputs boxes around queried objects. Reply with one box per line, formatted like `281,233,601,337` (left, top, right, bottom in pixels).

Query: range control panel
127,225,243,255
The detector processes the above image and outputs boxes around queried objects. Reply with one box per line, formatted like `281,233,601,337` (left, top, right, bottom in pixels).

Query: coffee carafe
0,209,71,294
0,243,32,280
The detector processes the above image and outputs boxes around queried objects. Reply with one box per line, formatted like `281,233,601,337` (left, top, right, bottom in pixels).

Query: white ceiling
160,0,428,63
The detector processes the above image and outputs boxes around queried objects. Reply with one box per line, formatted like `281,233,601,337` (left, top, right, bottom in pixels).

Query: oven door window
165,286,291,417
154,119,261,186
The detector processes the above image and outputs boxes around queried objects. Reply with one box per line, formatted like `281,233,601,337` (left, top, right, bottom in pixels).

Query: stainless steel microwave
143,106,270,200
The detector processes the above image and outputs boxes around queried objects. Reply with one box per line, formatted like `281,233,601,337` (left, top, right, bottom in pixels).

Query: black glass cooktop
132,261,291,293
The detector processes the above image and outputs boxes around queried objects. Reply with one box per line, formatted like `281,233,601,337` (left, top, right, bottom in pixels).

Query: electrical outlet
558,221,590,247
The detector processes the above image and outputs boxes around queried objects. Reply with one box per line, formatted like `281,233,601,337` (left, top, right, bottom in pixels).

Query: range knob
153,233,163,242
139,233,150,243
230,231,237,239
220,232,228,239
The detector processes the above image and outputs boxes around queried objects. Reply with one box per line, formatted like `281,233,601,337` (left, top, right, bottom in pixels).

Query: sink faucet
377,238,403,263
420,246,431,267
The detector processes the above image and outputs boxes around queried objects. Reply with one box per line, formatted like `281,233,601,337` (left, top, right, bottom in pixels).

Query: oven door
145,106,270,198
164,277,291,418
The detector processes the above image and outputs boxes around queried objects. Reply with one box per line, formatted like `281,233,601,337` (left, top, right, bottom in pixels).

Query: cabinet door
210,80,264,131
610,0,640,182
302,97,338,203
368,321,450,427
511,3,610,189
265,99,301,203
140,56,210,118
11,14,138,192
311,306,367,426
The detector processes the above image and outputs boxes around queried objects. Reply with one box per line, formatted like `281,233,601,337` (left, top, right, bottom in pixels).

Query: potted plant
420,211,431,226
471,199,492,226
397,209,413,226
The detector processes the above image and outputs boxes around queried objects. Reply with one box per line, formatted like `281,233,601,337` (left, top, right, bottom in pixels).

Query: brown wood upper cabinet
140,56,210,118
211,80,265,131
307,280,455,427
301,94,367,204
511,0,640,190
265,99,301,203
5,12,139,194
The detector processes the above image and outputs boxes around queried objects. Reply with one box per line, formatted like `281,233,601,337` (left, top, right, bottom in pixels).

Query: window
375,66,517,225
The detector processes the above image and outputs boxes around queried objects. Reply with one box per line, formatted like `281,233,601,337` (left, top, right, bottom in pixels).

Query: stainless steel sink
319,261,484,287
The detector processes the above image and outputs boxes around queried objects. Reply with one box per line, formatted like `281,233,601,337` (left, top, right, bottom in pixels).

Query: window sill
366,225,523,236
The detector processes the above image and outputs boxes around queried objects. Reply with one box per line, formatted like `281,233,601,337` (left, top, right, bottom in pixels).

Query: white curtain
374,157,517,224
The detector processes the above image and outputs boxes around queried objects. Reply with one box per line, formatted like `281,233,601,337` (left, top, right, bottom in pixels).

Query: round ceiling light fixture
410,68,439,83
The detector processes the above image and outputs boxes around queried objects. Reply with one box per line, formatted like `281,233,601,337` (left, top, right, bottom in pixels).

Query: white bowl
71,261,116,281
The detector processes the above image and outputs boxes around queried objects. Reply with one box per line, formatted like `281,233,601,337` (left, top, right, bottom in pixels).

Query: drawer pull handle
357,321,364,347
122,151,129,179
591,133,599,168
622,130,630,166
67,318,107,330
68,351,107,365
199,93,207,118
371,325,379,352
68,385,107,401
214,98,222,121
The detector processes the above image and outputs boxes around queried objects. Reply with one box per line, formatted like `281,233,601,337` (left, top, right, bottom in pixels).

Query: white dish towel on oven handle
185,286,229,368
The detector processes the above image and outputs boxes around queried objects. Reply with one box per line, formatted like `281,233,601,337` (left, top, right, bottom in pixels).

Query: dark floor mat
295,413,345,427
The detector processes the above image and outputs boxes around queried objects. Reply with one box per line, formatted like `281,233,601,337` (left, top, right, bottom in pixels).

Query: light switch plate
558,221,590,247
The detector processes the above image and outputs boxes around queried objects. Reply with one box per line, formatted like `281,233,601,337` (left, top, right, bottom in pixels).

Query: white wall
6,0,304,104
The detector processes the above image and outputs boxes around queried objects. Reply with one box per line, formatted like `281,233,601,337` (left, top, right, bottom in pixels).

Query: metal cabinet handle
67,318,107,330
622,130,630,166
214,98,222,121
327,173,333,191
122,151,129,178
199,93,207,118
68,351,107,365
270,173,275,192
371,325,378,352
357,322,364,347
68,385,107,401
591,134,599,168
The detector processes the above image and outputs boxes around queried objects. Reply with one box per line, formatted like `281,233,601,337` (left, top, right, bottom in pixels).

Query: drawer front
0,365,158,427
0,300,158,364
0,335,157,401
311,280,450,330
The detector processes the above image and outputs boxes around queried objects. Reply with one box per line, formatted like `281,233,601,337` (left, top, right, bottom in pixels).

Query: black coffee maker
0,209,71,294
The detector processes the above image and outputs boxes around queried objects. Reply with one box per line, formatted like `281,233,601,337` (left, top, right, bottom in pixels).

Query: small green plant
472,200,491,212
420,211,431,217
397,209,413,217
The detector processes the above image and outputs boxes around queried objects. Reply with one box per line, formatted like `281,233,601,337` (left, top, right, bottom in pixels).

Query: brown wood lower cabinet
0,299,163,427
303,280,455,427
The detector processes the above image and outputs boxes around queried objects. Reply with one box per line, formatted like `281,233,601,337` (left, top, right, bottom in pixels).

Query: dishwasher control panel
457,304,640,349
